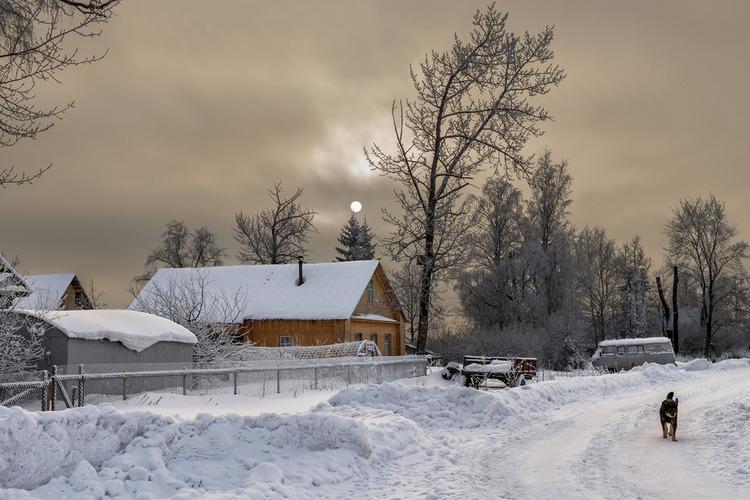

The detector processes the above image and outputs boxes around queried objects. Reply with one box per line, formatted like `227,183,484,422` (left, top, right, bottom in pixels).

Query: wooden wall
350,319,401,355
242,319,348,347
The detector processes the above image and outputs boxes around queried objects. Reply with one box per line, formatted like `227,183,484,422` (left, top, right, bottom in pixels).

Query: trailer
460,356,538,389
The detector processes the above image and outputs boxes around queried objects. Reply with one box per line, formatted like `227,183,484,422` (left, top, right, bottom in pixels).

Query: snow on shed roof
18,310,197,352
13,273,76,309
598,337,673,347
131,260,382,322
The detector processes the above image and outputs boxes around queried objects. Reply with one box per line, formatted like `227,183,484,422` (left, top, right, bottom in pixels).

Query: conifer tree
336,215,376,261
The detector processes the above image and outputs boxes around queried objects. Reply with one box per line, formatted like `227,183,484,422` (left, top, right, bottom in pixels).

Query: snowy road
491,363,750,499
1,359,749,499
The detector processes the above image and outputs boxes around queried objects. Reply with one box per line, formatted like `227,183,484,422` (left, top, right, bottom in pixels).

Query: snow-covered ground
1,359,749,499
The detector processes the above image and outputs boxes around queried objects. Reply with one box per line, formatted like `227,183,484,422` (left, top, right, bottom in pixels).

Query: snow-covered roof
131,260,383,322
18,310,197,352
13,273,76,309
351,313,399,323
598,337,672,347
0,254,31,300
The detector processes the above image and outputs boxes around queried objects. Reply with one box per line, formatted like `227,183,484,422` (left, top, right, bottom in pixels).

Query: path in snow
489,363,750,499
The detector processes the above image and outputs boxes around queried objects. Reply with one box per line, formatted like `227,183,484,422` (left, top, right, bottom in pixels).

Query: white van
591,337,675,371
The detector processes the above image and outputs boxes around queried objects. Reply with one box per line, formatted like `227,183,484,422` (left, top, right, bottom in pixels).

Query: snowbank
463,360,513,374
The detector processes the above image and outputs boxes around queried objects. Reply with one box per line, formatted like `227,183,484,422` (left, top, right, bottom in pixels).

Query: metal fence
0,356,428,411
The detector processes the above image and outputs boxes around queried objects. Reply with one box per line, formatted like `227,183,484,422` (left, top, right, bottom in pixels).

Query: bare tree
665,194,749,358
0,0,120,187
130,270,247,363
575,226,618,345
390,261,445,344
234,182,317,264
367,5,564,351
136,220,225,285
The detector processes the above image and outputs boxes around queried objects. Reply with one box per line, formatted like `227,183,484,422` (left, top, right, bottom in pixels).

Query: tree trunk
416,216,436,353
656,276,671,338
672,266,679,354
703,285,713,359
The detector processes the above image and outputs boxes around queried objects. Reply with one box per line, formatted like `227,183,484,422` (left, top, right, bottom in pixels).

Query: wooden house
131,260,406,356
14,273,92,310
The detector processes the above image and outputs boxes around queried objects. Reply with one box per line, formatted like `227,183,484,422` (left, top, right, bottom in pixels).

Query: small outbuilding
12,309,197,370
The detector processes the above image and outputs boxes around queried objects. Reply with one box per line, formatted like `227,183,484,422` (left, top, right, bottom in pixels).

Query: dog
659,391,679,441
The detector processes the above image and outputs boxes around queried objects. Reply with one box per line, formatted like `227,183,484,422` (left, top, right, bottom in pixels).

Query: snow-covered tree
665,195,749,358
614,236,651,338
234,183,317,264
367,5,564,352
130,270,246,363
335,215,376,261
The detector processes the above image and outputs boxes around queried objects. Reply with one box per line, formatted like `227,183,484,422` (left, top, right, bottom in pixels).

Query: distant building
14,273,92,310
131,260,406,355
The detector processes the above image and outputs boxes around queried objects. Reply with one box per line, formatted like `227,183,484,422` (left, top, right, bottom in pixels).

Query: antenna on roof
296,256,305,286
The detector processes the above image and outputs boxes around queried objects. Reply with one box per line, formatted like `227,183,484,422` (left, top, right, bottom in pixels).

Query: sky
2,0,750,308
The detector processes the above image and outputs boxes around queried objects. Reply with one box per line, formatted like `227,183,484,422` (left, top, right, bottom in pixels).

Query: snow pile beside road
0,403,420,498
698,393,750,486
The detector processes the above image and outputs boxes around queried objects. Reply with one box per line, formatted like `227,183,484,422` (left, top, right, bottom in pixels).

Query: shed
12,309,197,369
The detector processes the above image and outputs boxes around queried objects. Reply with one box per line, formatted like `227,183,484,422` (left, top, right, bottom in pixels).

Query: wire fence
0,356,427,411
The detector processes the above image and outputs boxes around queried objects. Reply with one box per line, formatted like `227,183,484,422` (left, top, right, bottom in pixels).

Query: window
370,333,377,347
616,346,626,355
354,333,363,342
601,347,614,355
279,336,294,347
367,281,374,304
384,334,392,356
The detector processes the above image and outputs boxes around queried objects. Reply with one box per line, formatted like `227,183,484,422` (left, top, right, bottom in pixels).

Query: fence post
50,365,58,411
233,371,238,395
122,373,127,401
347,364,352,386
77,364,85,407
276,368,281,394
41,370,49,412
182,369,187,396
313,367,318,390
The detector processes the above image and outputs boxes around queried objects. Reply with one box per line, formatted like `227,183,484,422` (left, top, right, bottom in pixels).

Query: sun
350,201,362,213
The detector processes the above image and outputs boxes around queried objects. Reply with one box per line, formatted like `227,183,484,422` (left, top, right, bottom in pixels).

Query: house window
279,336,294,347
367,281,374,304
354,333,363,342
384,334,392,356
369,333,377,347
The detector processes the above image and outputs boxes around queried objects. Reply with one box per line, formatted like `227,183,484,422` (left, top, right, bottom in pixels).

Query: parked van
591,337,675,371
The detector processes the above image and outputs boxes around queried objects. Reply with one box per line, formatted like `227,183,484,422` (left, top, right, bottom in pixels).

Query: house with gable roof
131,259,406,355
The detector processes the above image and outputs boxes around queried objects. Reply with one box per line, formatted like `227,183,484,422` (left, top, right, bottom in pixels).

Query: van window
601,346,614,355
617,346,626,355
626,345,644,354
645,342,672,354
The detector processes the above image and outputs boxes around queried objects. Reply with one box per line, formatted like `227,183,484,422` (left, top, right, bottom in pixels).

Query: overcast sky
2,0,750,307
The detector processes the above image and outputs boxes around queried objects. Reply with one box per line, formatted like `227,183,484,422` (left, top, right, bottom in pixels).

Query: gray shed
13,309,197,369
